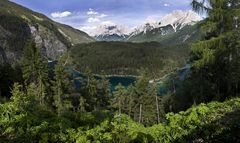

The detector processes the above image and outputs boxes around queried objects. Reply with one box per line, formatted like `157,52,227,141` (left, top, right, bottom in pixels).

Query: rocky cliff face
0,20,68,63
30,25,67,60
0,0,94,64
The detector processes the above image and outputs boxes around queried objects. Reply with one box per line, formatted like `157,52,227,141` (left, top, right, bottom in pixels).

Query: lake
49,61,190,96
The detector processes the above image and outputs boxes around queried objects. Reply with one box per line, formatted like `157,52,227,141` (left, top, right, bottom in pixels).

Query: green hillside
55,23,95,45
70,41,190,77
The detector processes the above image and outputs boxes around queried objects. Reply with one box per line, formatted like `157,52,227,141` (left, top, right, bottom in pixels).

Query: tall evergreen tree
21,40,48,105
112,84,127,114
78,96,87,114
81,68,98,111
187,0,240,102
96,76,111,109
112,71,161,125
52,54,71,116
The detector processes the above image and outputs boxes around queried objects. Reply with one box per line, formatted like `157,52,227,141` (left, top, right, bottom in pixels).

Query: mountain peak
130,10,201,37
94,23,130,37
94,23,131,41
159,10,201,31
92,10,201,41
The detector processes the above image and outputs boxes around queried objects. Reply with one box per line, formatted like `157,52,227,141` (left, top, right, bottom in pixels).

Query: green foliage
52,54,72,117
10,83,36,111
78,68,111,112
111,72,162,126
1,1,240,143
111,84,127,114
175,0,240,110
71,41,190,78
21,41,49,105
1,75,240,143
72,98,240,143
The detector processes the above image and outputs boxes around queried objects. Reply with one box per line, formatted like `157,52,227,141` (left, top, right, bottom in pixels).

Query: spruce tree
21,40,48,105
78,96,87,114
96,76,111,109
81,68,98,111
112,83,127,114
189,0,240,101
9,83,37,115
52,54,71,116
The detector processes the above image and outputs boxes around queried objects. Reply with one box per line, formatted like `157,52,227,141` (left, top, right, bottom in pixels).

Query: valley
1,0,240,142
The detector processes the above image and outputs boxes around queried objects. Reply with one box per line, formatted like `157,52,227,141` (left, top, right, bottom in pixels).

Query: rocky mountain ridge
92,10,201,43
0,0,94,64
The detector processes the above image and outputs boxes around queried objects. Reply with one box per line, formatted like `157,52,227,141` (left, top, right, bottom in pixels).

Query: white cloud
87,17,100,23
164,3,170,7
80,25,97,31
101,21,116,26
98,14,108,18
85,8,108,25
51,11,72,18
79,26,97,36
87,8,99,15
79,8,112,35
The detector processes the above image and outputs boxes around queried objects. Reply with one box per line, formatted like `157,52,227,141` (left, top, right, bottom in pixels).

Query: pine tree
78,96,86,114
188,0,240,101
81,68,98,111
96,76,111,109
120,71,160,125
11,83,34,111
112,84,127,114
126,85,135,117
52,54,71,116
134,71,149,124
21,40,48,105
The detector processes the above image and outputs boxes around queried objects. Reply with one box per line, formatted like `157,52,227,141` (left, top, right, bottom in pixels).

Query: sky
12,0,194,35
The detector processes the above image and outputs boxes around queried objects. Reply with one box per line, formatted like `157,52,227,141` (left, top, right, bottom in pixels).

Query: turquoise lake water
49,61,190,96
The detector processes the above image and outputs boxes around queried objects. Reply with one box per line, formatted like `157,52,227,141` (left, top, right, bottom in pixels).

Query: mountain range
93,10,202,43
94,24,130,41
0,0,202,65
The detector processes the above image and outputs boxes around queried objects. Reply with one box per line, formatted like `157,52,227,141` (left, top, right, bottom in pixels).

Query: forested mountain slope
70,41,190,77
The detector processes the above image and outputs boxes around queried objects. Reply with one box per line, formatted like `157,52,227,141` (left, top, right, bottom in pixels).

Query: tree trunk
156,96,160,123
118,100,121,114
138,104,142,123
172,79,176,94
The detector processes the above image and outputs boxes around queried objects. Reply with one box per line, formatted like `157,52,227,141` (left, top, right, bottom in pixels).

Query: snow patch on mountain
89,10,201,41
159,10,201,31
129,10,201,37
94,22,131,38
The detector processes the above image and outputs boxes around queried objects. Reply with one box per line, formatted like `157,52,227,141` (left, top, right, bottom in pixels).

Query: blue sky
12,0,193,35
